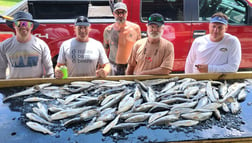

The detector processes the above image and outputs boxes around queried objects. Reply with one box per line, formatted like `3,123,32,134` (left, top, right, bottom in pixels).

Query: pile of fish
1,77,250,136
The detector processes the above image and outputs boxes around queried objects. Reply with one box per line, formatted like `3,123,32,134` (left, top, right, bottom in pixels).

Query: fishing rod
0,15,13,20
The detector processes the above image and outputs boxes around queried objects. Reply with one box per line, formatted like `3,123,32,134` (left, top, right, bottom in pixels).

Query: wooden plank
0,72,252,88
169,137,252,143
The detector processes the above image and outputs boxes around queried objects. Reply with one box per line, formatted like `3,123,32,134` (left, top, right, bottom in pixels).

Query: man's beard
148,30,163,39
116,18,126,24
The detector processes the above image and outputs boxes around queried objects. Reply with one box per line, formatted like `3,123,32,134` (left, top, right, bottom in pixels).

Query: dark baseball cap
113,2,127,12
148,13,164,26
75,16,90,26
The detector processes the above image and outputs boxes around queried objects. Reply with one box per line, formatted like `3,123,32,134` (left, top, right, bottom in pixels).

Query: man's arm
126,64,135,75
0,45,7,79
185,40,197,73
96,63,111,78
42,43,54,78
103,27,110,57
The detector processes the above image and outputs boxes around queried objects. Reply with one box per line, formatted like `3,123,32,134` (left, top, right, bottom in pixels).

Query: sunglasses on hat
14,21,33,28
148,16,163,22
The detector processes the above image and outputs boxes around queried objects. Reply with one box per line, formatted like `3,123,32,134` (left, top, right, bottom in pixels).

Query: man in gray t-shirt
55,16,110,78
0,11,54,79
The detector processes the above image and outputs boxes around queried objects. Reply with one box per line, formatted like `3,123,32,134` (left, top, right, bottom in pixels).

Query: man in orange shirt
126,13,174,75
103,2,141,75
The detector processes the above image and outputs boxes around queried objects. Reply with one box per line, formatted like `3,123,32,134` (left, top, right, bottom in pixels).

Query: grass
0,0,22,14
0,0,22,6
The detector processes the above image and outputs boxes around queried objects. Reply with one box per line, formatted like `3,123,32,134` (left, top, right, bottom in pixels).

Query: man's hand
54,66,63,79
195,64,208,73
96,68,107,78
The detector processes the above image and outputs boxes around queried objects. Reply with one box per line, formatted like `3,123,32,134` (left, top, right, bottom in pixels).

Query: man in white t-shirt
55,16,110,78
0,11,54,79
185,12,241,73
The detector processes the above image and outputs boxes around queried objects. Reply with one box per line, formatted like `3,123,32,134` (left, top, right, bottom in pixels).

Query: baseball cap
113,2,127,12
75,16,90,26
148,13,164,26
210,16,228,25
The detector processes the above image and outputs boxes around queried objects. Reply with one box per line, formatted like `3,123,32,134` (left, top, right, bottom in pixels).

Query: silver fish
99,89,129,111
213,109,221,120
70,81,94,86
171,101,198,110
91,79,121,84
65,85,92,93
148,111,169,124
184,86,200,98
219,80,228,98
63,93,84,105
148,114,179,127
133,102,161,112
26,121,54,135
117,93,135,114
160,81,176,93
100,91,123,106
178,78,196,90
169,120,199,127
195,96,209,109
40,88,62,99
96,108,116,121
120,112,146,120
124,113,151,123
48,106,65,113
230,100,241,114
37,102,51,121
146,86,156,102
169,107,194,115
181,81,206,91
199,102,222,111
24,97,51,102
80,108,100,121
102,114,120,134
78,121,107,134
97,81,126,88
221,102,230,113
148,103,171,113
237,88,247,101
63,117,83,127
135,79,148,91
141,77,179,87
67,98,98,108
3,86,38,102
192,87,206,100
181,111,213,121
133,85,142,100
51,106,94,120
111,122,144,130
212,88,219,101
206,81,217,102
26,113,54,125
34,83,52,90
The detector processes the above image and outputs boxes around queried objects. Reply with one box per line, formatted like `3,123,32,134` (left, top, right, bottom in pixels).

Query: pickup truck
0,0,252,72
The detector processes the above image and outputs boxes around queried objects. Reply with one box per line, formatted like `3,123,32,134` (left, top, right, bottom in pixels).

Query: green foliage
0,0,22,14
0,0,22,6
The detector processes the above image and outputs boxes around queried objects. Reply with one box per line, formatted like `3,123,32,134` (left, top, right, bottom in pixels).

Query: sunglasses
115,10,126,15
148,16,163,22
14,21,33,28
